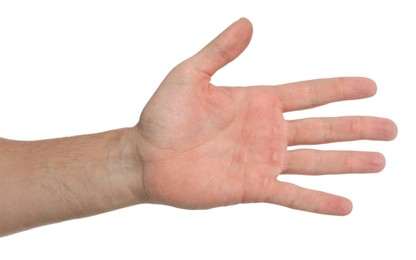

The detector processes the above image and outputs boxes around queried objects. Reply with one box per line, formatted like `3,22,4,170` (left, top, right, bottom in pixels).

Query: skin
0,18,397,237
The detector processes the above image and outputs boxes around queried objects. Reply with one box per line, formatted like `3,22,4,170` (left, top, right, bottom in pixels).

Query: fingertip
376,118,399,141
372,152,387,173
231,17,253,50
350,77,378,98
329,197,353,216
238,17,251,24
340,199,353,216
386,119,399,141
190,17,254,77
236,17,253,35
355,151,387,173
364,77,378,97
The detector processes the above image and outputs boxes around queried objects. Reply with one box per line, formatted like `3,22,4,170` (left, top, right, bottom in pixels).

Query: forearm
0,128,145,236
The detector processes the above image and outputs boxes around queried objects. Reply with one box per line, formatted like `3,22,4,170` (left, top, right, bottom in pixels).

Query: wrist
48,128,148,218
119,127,148,205
47,128,148,217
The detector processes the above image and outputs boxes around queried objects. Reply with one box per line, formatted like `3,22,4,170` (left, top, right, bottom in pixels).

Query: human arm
0,18,398,236
0,129,145,236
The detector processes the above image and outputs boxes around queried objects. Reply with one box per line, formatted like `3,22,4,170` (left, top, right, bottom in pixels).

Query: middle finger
287,116,396,146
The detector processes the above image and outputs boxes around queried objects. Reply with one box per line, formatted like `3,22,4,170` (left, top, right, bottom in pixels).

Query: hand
134,18,397,215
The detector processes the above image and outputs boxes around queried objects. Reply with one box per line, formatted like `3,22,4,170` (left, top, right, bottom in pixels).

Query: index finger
276,77,377,112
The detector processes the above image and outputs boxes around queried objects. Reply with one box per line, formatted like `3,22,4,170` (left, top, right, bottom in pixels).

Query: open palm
135,18,397,215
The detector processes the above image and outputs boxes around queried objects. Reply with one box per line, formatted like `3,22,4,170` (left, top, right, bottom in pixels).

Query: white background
0,1,414,259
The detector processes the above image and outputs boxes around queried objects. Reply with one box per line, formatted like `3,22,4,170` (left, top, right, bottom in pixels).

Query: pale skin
0,18,398,237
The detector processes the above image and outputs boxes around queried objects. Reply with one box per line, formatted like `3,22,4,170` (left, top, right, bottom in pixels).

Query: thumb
188,18,253,77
